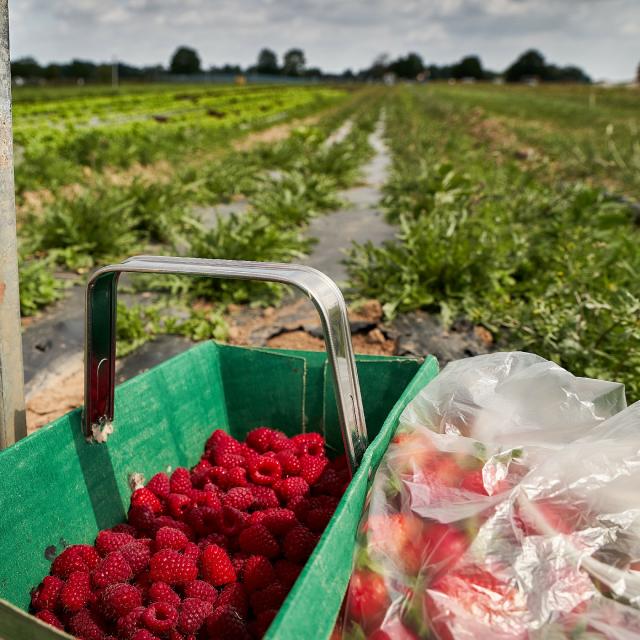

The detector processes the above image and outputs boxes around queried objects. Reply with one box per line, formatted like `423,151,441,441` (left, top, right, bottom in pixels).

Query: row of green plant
346,86,640,399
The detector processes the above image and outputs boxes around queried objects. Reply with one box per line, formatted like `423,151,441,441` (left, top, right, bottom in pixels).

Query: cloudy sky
8,0,640,81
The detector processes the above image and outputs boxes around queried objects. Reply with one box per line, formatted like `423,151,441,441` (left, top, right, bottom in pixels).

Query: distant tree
342,68,355,79
636,62,640,84
67,59,97,81
170,47,201,74
452,55,483,80
282,49,306,76
546,64,590,83
11,57,42,79
389,52,424,79
364,53,391,80
505,49,546,82
256,48,279,75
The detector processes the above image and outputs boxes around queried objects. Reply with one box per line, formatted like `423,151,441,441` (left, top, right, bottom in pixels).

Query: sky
8,0,640,82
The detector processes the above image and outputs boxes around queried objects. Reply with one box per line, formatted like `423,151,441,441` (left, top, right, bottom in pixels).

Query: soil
233,115,319,151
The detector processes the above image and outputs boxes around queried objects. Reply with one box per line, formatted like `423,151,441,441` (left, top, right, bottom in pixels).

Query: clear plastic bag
342,352,640,639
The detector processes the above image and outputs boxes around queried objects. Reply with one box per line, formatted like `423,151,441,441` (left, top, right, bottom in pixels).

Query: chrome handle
84,256,368,472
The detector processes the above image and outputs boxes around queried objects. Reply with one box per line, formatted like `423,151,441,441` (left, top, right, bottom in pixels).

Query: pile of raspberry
30,427,349,640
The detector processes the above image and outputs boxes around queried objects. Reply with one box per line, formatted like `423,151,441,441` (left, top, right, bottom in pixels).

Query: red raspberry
226,466,249,488
206,605,250,640
153,516,193,540
60,571,92,612
222,487,254,511
92,551,133,588
141,602,178,634
306,506,335,533
170,468,192,495
299,454,329,485
191,460,213,487
248,456,282,486
201,544,236,586
238,525,279,559
183,542,201,564
250,582,287,616
148,581,182,609
274,559,303,589
116,605,146,638
31,575,64,611
120,540,152,575
178,598,213,634
133,631,161,640
101,582,142,619
131,488,164,515
276,450,301,476
35,610,64,630
134,569,152,593
96,530,135,556
259,508,297,535
283,525,318,563
69,608,105,640
270,432,295,453
205,429,241,454
128,505,156,534
183,580,218,604
149,549,197,585
51,544,100,578
275,477,310,501
147,473,171,499
250,609,278,638
190,488,222,510
212,449,246,469
167,494,192,519
112,523,137,536
287,494,308,520
208,466,229,489
215,506,248,537
313,467,347,497
242,555,275,594
199,533,227,549
155,526,189,551
217,582,249,618
245,427,278,453
291,432,325,457
251,486,280,510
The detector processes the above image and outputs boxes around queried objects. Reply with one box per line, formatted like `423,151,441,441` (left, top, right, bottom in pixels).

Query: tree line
11,46,591,84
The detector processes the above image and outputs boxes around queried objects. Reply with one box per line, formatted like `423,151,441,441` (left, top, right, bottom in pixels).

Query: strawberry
238,525,279,559
60,571,92,612
242,555,275,593
346,570,389,633
201,544,236,586
282,525,317,563
183,579,218,604
31,575,64,611
517,498,585,536
148,581,182,608
459,469,488,495
101,583,142,619
92,551,133,588
51,544,101,578
131,488,164,515
155,527,188,551
141,602,178,634
420,521,468,578
177,598,213,634
149,549,197,585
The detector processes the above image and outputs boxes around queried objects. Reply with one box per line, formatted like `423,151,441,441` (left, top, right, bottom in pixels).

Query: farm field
16,82,640,423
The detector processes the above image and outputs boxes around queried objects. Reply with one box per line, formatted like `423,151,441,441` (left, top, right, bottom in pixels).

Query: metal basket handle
84,256,368,472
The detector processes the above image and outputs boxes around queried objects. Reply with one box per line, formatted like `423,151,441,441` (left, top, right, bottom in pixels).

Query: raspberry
250,582,287,616
132,631,161,640
183,542,201,564
190,488,222,510
246,427,278,453
238,525,279,559
251,486,280,510
31,575,64,611
274,560,302,589
69,609,105,640
291,432,325,457
191,460,214,488
274,477,309,502
215,506,248,537
306,506,335,533
206,605,250,640
178,598,212,634
286,495,308,520
212,449,246,469
299,454,329,485
148,581,181,609
112,523,137,536
270,432,295,453
155,526,188,551
51,544,100,578
131,488,164,515
276,450,301,476
258,508,297,535
222,487,254,512
96,530,135,556
167,494,191,519
141,602,178,635
170,468,192,495
313,467,347,497
217,582,249,618
92,552,133,589
35,610,64,630
201,544,236,586
60,571,92,612
128,505,156,534
101,583,142,619
250,609,278,638
248,456,282,486
134,569,152,593
208,466,229,489
147,473,171,500
226,466,249,488
242,556,275,594
120,540,152,575
183,580,218,604
117,605,146,638
283,525,317,563
153,516,193,540
149,549,197,585
232,555,247,576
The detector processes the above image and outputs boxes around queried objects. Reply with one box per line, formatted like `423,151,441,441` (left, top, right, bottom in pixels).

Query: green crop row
346,86,640,399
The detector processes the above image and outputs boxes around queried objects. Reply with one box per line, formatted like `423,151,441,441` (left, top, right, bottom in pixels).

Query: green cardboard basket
0,258,438,640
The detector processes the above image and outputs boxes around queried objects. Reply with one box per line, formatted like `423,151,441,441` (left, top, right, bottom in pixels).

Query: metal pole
0,0,26,448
